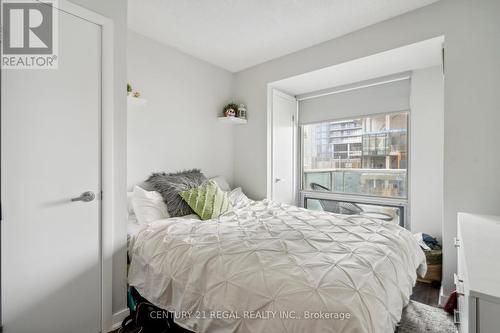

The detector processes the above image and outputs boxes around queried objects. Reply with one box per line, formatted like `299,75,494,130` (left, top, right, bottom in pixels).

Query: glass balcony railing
303,168,407,198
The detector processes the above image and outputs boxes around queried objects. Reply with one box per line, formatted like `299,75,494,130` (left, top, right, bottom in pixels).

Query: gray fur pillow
145,169,207,217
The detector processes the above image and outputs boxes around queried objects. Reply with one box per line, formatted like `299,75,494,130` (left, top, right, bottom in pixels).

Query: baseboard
438,285,449,307
110,307,130,332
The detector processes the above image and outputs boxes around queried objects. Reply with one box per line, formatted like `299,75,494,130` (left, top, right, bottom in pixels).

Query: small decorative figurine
223,103,239,117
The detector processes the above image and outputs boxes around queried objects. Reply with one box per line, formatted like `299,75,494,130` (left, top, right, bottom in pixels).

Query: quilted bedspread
128,199,426,333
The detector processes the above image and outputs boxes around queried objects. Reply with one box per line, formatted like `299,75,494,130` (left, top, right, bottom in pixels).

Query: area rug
397,300,456,332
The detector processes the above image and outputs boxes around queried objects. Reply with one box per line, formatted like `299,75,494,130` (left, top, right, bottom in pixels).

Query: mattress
128,199,426,333
127,217,143,239
127,214,201,249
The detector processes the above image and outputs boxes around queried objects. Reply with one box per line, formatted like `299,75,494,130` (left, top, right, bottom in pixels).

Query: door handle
71,191,95,202
275,178,283,183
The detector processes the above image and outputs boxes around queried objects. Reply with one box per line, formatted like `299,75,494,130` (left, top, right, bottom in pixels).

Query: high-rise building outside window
302,111,408,198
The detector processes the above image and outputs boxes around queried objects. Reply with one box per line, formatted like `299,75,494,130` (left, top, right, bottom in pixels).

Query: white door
1,6,102,333
272,90,297,205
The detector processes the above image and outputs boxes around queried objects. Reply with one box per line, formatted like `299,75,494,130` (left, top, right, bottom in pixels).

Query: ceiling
128,0,441,72
272,36,444,96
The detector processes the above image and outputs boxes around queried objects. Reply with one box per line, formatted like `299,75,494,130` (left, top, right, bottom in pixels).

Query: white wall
69,0,128,325
233,0,500,295
410,66,444,240
127,31,235,188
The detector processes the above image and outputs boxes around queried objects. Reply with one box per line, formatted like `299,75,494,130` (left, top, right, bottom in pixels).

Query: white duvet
128,199,426,333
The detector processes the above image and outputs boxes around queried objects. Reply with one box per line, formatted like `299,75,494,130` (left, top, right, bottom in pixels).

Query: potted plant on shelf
223,103,238,117
127,83,142,98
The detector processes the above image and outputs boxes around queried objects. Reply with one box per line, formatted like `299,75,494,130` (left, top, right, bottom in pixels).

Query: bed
128,197,426,333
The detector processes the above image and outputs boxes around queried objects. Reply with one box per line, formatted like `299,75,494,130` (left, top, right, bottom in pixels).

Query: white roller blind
298,78,410,124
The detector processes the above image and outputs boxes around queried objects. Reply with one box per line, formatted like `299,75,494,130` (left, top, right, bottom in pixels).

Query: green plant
223,103,239,113
127,83,132,93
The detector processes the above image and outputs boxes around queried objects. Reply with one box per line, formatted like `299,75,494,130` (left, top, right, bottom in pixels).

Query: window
302,112,408,199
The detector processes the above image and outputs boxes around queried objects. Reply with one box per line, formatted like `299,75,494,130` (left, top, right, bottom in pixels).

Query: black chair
310,182,361,214
310,183,339,213
309,182,393,221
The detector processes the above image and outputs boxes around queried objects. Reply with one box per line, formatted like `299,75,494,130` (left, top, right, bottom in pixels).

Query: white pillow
227,187,251,207
132,186,169,225
127,191,135,216
209,176,231,192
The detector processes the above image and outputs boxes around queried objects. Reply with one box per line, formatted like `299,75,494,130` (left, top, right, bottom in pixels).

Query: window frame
300,191,408,228
299,110,411,229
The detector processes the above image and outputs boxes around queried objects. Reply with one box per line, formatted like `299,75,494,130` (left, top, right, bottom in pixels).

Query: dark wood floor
111,282,441,332
411,281,441,307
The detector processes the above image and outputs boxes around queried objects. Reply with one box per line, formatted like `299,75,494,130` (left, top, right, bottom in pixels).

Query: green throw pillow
179,180,232,220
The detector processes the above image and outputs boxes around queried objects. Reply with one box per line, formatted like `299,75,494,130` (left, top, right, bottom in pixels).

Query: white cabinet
456,213,500,333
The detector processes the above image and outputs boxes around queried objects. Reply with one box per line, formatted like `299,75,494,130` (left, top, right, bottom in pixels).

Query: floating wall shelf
127,96,148,108
218,116,247,125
